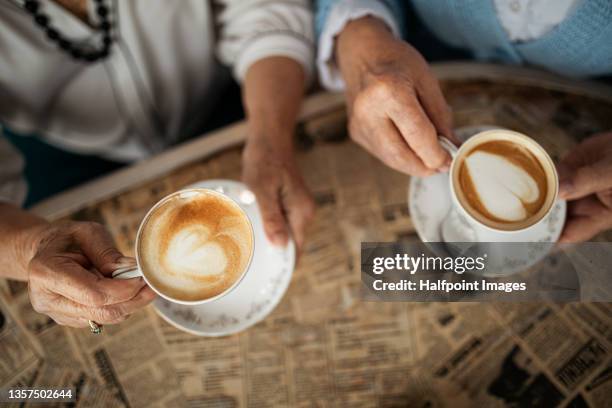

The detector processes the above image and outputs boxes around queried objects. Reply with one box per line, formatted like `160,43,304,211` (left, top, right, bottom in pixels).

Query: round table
4,63,612,407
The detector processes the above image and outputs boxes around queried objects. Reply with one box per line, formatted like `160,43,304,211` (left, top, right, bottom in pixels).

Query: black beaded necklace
23,0,113,62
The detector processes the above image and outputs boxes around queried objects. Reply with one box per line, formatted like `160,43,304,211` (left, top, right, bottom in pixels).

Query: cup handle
112,265,143,280
439,136,458,158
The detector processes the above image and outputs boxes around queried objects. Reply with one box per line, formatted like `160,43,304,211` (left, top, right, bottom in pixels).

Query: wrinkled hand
242,138,315,251
337,17,455,176
558,132,612,242
27,221,156,327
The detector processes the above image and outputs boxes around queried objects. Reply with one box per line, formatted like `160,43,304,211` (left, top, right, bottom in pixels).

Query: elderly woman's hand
242,136,315,252
241,56,316,253
335,16,454,176
27,221,156,327
558,132,612,242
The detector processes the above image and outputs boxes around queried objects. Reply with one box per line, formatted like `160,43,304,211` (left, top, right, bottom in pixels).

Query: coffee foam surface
458,140,548,226
139,191,253,302
464,151,539,221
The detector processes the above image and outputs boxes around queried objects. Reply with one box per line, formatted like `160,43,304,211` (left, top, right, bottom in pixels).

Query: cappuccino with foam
451,130,558,231
138,189,254,302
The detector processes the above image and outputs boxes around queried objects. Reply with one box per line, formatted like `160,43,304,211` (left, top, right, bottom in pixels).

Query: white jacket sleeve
215,0,315,86
0,132,27,207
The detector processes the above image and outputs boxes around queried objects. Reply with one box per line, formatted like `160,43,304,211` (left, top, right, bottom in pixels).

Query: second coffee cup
441,129,559,241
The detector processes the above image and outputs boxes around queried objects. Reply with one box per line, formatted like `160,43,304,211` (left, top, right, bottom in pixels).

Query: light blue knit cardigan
315,0,612,77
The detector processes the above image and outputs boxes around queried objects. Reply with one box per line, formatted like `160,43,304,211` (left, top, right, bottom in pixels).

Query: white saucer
409,126,567,276
153,179,295,336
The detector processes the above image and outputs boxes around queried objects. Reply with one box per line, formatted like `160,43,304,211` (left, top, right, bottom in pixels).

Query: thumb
559,161,612,200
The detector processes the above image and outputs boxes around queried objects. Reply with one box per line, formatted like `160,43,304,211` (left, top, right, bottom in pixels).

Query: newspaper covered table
1,63,612,407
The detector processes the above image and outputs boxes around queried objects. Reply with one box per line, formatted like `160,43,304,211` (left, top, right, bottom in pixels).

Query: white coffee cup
440,129,559,242
112,188,255,305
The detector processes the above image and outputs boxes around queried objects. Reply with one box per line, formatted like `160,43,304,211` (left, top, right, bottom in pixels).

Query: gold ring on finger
88,319,102,334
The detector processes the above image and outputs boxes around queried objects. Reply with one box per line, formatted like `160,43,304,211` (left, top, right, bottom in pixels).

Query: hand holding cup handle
112,265,143,280
438,136,459,159
88,261,149,334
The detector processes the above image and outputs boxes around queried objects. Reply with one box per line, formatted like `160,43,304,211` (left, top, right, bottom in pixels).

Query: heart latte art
457,140,548,228
139,191,253,302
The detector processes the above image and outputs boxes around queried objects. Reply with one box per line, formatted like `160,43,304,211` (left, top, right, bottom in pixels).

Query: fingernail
114,256,136,267
438,165,450,173
559,180,573,199
271,232,288,246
